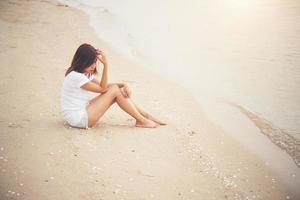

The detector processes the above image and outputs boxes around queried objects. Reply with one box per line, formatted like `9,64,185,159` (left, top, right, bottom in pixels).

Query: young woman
61,43,166,129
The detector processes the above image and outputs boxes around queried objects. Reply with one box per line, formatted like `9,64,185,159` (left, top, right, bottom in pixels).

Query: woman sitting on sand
61,43,165,129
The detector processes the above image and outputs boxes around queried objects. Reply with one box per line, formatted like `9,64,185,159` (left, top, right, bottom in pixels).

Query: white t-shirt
60,71,94,114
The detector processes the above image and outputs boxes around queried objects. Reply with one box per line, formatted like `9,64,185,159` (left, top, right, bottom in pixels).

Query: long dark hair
65,43,98,76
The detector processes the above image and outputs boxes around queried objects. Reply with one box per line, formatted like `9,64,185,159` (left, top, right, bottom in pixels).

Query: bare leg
101,89,165,125
118,85,166,125
86,85,157,128
130,100,166,125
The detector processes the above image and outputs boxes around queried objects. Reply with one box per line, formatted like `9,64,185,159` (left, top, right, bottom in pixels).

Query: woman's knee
108,84,121,95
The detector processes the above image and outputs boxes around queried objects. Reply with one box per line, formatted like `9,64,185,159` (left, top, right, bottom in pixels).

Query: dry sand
0,0,296,199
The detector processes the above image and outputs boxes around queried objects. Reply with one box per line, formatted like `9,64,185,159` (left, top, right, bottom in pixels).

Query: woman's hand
122,83,132,98
96,49,107,66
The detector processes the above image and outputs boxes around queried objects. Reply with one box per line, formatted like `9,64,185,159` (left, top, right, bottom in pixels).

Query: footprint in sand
56,3,68,7
8,123,23,128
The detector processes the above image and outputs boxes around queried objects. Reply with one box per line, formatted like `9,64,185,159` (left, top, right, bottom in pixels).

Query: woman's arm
95,49,129,90
100,63,108,88
84,79,131,97
81,81,108,93
108,82,126,88
96,49,108,89
91,77,126,88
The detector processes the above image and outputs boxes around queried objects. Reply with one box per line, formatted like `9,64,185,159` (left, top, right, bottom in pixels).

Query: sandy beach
0,0,298,199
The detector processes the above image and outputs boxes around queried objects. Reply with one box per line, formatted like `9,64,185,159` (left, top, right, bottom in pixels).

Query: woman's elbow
99,86,109,93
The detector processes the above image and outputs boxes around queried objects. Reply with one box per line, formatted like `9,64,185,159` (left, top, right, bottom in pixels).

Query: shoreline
0,0,298,199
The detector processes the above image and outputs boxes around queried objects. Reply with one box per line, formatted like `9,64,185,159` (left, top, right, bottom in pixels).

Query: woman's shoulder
67,70,81,76
66,71,85,79
64,71,92,86
68,71,95,79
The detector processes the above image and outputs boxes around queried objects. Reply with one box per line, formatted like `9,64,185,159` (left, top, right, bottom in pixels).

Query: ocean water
59,0,300,166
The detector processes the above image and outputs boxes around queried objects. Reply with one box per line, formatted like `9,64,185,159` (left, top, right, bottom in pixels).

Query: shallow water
60,0,300,165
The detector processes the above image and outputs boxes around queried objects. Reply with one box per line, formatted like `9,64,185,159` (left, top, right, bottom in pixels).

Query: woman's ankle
142,112,149,118
136,117,148,124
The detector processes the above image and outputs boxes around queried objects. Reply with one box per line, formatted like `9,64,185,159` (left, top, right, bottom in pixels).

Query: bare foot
135,119,158,128
146,114,167,126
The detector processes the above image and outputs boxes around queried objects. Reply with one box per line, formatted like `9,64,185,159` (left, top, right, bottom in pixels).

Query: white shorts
63,109,88,129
